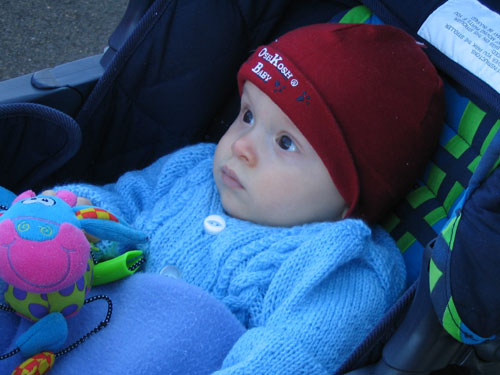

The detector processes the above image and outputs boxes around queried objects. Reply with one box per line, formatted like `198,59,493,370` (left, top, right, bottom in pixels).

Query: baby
35,23,443,374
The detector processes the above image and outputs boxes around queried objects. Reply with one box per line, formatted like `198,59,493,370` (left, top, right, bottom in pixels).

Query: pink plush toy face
0,220,89,294
0,191,90,294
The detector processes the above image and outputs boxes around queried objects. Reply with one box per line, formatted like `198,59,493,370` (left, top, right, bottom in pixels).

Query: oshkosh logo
251,62,272,82
258,48,295,81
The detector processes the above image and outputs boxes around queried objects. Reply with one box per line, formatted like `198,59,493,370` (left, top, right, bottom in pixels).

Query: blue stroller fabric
49,0,356,187
0,103,81,192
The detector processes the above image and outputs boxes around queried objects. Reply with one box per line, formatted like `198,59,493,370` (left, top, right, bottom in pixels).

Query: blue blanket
1,273,245,374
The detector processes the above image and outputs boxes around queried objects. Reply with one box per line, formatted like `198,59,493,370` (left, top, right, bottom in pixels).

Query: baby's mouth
221,166,244,189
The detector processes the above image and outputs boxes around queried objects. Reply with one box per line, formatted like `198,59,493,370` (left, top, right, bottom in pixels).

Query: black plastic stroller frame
0,0,156,118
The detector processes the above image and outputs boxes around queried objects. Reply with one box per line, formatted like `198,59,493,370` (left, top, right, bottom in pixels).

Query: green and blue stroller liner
333,2,500,373
429,133,500,345
0,0,499,374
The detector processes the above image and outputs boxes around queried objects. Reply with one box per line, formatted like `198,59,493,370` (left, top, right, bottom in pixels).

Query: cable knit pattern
59,143,406,373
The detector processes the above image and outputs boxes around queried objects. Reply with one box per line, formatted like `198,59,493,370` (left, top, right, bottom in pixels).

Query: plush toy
0,189,147,374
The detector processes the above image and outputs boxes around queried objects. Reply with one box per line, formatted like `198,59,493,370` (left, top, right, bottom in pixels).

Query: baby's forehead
242,82,323,161
241,82,296,126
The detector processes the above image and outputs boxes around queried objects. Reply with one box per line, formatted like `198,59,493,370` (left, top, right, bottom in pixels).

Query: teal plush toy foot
16,312,68,357
0,186,15,210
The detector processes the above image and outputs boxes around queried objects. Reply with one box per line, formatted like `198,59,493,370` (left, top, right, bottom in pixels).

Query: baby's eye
242,110,254,125
277,135,297,152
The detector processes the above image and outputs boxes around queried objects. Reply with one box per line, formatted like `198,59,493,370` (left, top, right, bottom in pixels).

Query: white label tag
418,0,500,93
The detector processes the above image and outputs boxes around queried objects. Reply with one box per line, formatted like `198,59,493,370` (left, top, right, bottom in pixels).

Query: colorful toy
10,351,55,375
0,189,148,371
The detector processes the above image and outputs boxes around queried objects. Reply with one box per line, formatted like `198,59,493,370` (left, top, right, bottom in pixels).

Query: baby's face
213,81,347,227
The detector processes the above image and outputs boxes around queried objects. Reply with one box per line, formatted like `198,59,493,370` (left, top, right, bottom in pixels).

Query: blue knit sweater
57,143,405,373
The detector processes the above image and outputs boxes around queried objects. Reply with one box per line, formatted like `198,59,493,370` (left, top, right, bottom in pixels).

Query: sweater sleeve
215,220,406,375
56,143,216,225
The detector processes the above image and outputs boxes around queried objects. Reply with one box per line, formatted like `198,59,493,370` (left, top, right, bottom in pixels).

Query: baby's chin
223,207,298,227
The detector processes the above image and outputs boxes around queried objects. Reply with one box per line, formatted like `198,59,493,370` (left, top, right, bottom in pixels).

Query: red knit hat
237,23,445,223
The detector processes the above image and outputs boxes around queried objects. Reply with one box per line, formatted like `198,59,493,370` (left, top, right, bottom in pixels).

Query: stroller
1,0,499,373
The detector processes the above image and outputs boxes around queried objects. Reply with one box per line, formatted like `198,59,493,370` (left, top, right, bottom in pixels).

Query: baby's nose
231,133,257,167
